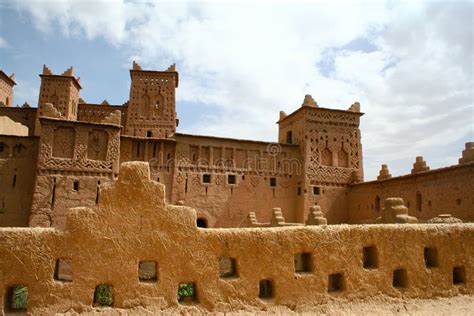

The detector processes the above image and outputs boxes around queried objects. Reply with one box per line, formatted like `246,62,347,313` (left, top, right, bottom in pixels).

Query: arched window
321,148,332,166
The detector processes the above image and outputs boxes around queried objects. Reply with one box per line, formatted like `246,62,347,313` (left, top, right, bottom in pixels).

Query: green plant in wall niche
178,283,195,302
10,285,28,310
93,284,113,306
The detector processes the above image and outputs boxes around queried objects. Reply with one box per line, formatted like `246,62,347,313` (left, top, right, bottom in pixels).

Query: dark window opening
0,143,4,153
51,178,57,209
138,261,158,282
294,253,312,273
407,201,410,208
197,218,207,228
297,187,302,196
424,247,439,268
227,174,236,185
269,177,277,187
93,284,113,306
259,279,273,299
5,285,28,312
147,130,153,137
73,180,79,192
54,258,72,282
12,174,16,188
313,186,321,195
416,192,422,212
178,283,197,303
393,269,408,288
456,198,461,206
375,196,381,212
202,174,211,184
184,178,188,194
453,266,466,285
428,200,432,207
95,181,101,204
328,273,344,292
363,246,378,269
152,143,157,157
136,143,140,157
286,131,293,144
219,257,237,278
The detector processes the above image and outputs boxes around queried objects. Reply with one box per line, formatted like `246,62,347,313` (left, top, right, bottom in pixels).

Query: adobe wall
0,107,37,136
348,163,474,223
29,118,121,228
0,136,39,227
77,104,127,127
171,134,302,227
0,162,472,314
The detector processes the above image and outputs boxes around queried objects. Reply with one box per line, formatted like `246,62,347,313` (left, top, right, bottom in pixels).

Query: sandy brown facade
0,162,472,313
0,63,473,229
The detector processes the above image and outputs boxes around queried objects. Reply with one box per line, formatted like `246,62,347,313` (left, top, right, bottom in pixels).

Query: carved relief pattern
52,127,75,158
306,164,355,184
88,129,108,161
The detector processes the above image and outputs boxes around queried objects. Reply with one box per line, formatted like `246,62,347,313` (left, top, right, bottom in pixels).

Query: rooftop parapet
377,164,392,180
411,156,430,174
459,142,474,164
376,197,418,224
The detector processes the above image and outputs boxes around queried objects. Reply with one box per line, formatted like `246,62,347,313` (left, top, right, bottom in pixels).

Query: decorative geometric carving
321,147,332,166
102,110,121,125
88,130,108,161
337,149,348,168
52,127,75,159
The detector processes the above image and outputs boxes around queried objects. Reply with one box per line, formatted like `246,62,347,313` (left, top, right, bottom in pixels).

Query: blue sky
1,0,472,180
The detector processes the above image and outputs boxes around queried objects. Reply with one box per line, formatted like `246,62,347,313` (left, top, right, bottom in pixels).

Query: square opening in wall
202,174,211,184
453,266,466,285
313,186,321,195
73,180,79,192
93,284,113,306
363,246,378,269
328,273,344,292
258,279,273,299
138,261,158,282
294,253,312,273
219,257,237,278
5,285,28,313
269,177,277,187
178,283,197,304
54,258,72,282
227,174,236,185
392,269,408,288
424,247,439,268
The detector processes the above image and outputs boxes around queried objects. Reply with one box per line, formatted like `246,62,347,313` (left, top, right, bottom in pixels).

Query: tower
278,95,364,223
0,70,16,107
34,65,81,135
124,61,179,138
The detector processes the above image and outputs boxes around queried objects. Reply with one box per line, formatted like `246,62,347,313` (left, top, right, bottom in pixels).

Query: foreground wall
0,162,472,313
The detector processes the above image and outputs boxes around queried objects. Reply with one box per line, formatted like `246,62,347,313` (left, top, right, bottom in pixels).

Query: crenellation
411,156,430,174
459,142,474,164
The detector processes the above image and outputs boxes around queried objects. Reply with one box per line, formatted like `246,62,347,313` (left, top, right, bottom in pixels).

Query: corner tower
124,61,179,138
278,95,364,223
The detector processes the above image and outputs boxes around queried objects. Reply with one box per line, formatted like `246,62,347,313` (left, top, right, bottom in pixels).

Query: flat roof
174,132,299,147
129,69,179,87
39,74,82,89
277,105,364,124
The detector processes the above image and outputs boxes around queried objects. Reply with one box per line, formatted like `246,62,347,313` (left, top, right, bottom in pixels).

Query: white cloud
9,0,474,180
0,37,9,48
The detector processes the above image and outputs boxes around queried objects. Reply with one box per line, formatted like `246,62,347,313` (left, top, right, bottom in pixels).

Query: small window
54,258,72,282
73,180,79,192
424,247,439,268
363,246,378,269
269,177,277,187
294,253,312,273
5,285,28,312
313,186,320,195
375,196,381,212
392,269,408,288
258,279,273,299
12,174,16,188
197,218,207,228
138,261,158,282
178,283,197,303
456,198,461,205
453,266,466,285
328,273,344,292
202,174,211,184
219,257,237,278
227,174,236,185
147,130,153,137
93,284,113,306
0,143,4,153
297,187,301,196
286,131,293,144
